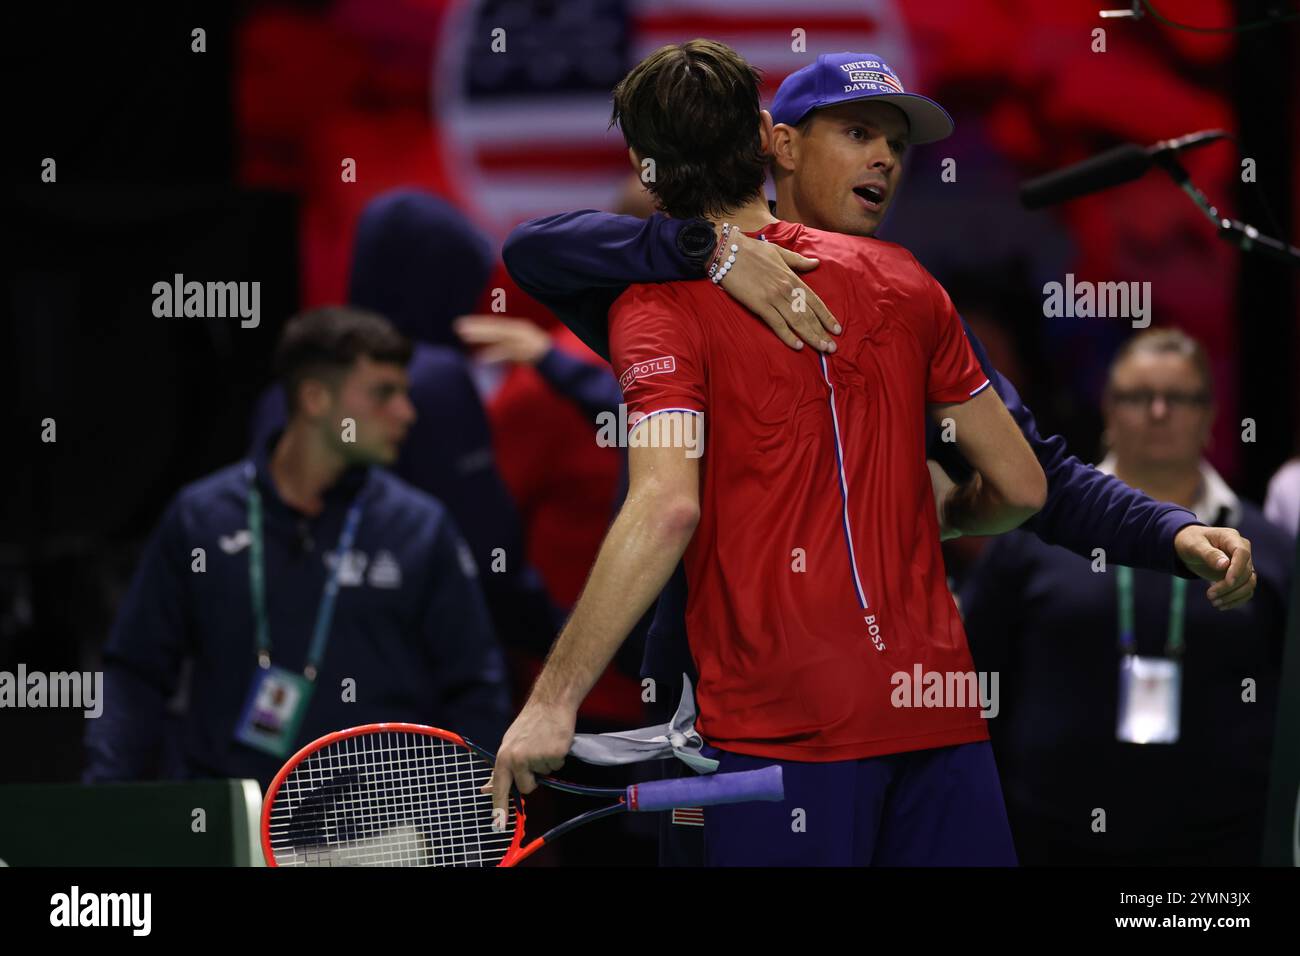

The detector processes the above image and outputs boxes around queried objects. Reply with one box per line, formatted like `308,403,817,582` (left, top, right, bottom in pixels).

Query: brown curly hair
610,39,767,220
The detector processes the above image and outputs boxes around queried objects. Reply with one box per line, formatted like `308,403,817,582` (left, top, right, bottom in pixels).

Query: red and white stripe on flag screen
433,0,916,238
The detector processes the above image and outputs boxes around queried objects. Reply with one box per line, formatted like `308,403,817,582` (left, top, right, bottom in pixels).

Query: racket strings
267,731,517,867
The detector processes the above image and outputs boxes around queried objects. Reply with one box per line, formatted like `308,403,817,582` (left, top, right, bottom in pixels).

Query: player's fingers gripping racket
262,722,783,867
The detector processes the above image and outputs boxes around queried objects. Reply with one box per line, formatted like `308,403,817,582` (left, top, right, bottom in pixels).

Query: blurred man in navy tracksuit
251,189,557,655
85,307,510,792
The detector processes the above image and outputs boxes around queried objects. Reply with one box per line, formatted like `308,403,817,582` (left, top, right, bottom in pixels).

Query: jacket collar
248,428,372,514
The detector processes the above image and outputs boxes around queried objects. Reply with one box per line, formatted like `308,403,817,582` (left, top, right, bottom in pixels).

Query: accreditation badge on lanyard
236,665,315,758
234,465,369,759
1114,566,1187,745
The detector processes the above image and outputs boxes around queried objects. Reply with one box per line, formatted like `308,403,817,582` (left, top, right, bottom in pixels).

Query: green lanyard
246,465,369,681
1116,565,1188,658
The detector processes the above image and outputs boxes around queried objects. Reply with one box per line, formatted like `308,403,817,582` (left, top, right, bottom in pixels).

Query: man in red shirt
489,39,1046,865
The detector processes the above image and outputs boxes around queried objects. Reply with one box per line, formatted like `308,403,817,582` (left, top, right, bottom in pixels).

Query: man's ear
758,109,775,155
769,120,799,174
627,146,642,175
296,376,335,421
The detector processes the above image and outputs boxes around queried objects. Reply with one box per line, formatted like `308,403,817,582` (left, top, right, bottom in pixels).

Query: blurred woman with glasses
959,328,1293,865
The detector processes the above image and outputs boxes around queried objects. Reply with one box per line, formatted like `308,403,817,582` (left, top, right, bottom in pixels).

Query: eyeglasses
1109,389,1211,411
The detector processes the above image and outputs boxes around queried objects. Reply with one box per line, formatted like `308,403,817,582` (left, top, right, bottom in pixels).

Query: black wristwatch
675,218,719,275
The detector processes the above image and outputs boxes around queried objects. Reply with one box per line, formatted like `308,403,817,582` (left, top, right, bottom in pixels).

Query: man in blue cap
766,54,956,237
500,49,1258,865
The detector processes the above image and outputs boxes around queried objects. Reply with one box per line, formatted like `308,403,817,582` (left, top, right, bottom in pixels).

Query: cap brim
851,92,954,145
779,91,953,145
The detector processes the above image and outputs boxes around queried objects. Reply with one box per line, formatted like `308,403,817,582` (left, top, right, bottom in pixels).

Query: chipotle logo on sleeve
619,355,677,391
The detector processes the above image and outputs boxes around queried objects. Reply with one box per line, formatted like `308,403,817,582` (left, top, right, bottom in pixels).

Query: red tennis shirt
609,220,993,761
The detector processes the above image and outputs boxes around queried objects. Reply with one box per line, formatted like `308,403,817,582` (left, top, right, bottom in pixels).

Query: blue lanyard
1116,565,1188,658
246,464,369,681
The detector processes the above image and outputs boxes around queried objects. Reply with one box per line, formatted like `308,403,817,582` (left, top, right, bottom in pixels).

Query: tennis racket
261,721,783,867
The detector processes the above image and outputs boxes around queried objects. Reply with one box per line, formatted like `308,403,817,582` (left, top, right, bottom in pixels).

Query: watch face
679,221,718,264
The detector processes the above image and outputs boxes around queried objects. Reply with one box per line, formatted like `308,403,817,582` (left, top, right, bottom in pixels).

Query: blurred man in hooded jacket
251,189,557,654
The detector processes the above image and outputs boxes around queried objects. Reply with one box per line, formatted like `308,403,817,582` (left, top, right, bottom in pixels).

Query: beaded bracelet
706,223,731,279
711,238,740,284
708,223,740,285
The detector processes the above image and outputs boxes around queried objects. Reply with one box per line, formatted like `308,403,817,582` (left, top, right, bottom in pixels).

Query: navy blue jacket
84,432,511,792
534,347,625,427
252,189,558,652
502,209,1203,688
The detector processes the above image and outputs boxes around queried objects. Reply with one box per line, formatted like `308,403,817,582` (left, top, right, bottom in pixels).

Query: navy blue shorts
682,741,1017,866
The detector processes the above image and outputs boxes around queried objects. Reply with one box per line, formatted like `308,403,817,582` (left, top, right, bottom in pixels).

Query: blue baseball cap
770,53,954,145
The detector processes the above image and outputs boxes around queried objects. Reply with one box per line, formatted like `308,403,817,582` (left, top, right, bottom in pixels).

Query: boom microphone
1019,130,1229,209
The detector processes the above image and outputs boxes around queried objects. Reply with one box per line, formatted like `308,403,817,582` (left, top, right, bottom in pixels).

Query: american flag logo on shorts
672,807,705,827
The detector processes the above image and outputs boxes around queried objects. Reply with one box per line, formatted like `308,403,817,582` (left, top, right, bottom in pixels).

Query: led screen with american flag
433,0,919,237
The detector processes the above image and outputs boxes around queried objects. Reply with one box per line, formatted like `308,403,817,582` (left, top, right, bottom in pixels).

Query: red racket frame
262,722,633,868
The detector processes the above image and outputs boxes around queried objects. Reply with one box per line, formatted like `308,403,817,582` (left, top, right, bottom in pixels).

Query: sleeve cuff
534,346,578,383
1161,510,1205,579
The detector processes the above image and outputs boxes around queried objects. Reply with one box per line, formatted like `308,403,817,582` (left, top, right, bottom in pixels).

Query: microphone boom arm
1153,153,1300,266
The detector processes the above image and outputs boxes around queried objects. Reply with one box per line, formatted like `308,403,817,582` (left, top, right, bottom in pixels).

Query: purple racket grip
627,765,784,812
